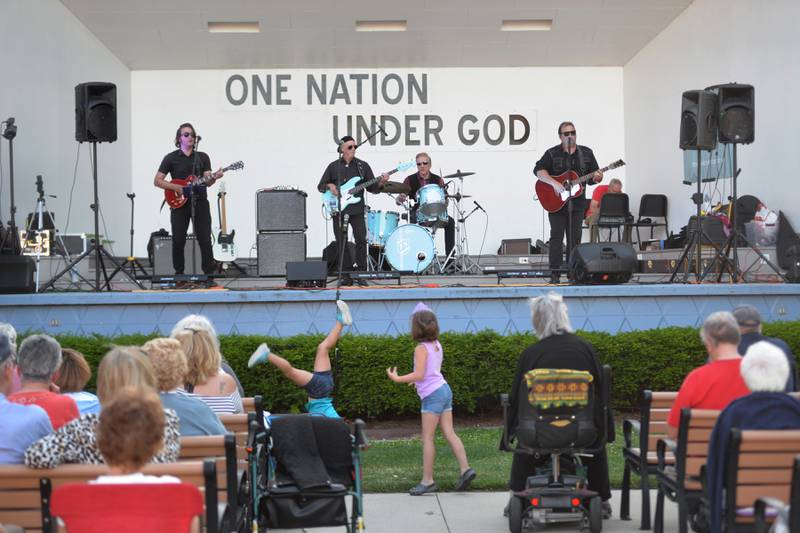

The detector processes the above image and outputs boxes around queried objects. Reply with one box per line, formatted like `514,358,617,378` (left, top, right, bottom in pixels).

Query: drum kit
365,170,480,274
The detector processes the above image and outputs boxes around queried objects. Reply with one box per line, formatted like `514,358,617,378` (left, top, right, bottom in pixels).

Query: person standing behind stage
153,123,224,285
535,122,602,284
318,136,389,277
395,153,455,268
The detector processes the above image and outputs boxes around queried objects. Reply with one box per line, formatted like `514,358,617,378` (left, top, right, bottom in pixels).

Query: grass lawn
362,425,638,493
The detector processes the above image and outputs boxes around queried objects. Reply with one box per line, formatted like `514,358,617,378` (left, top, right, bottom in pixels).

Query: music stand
104,193,149,287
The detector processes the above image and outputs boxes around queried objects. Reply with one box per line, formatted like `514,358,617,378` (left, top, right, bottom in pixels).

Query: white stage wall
131,68,624,261
0,0,131,263
624,0,800,237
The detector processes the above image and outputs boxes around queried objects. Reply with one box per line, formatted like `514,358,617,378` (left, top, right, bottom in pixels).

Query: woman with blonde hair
174,328,243,414
24,346,180,468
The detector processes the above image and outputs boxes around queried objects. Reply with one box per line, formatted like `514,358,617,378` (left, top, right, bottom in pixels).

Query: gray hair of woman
16,334,62,382
741,341,790,392
699,311,741,347
170,314,219,349
0,323,17,351
529,292,573,339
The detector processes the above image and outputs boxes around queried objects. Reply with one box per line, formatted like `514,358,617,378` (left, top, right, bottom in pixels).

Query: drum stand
435,180,479,275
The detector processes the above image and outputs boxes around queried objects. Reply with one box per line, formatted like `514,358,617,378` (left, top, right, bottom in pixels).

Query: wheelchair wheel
588,496,603,533
508,496,523,533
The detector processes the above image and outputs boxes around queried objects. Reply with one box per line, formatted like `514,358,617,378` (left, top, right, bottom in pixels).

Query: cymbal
442,170,475,179
380,181,411,194
446,193,472,200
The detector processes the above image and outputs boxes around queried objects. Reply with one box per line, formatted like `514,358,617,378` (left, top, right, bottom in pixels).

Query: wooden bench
0,459,225,533
723,430,800,532
179,433,239,508
754,454,800,533
653,408,720,533
621,390,677,529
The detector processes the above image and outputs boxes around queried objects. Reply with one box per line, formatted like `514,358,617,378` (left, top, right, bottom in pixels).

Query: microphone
473,201,487,213
2,117,17,140
195,135,202,142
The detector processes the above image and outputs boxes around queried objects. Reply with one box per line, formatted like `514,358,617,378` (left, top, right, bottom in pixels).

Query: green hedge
45,321,800,419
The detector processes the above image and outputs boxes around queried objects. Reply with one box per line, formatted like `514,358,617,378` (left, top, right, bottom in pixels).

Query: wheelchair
246,414,369,532
501,365,612,533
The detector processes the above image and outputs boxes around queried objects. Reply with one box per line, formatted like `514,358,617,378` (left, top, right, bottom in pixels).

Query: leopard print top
24,409,181,468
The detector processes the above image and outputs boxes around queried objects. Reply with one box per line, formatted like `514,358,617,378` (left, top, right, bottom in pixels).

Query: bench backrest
726,430,800,527
677,408,721,487
178,433,237,505
642,390,678,453
0,460,216,533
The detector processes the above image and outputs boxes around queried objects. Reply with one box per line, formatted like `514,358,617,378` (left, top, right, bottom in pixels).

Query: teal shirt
305,397,340,418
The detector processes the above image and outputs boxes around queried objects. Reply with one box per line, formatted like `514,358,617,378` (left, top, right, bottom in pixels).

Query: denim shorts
305,370,334,399
420,383,453,415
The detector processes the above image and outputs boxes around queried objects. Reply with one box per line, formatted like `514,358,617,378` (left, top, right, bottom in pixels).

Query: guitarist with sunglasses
534,122,603,284
153,123,224,285
318,136,389,276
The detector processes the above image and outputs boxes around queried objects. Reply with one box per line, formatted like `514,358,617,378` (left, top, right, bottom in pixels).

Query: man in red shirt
666,311,750,439
9,334,78,429
585,178,623,243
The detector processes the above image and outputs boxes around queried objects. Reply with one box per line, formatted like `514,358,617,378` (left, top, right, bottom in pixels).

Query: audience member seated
55,348,100,415
666,311,750,439
706,341,800,533
9,334,78,429
0,323,20,394
174,328,243,414
24,346,180,468
142,338,226,436
505,293,612,517
734,304,797,391
93,386,181,484
171,314,244,395
0,332,52,464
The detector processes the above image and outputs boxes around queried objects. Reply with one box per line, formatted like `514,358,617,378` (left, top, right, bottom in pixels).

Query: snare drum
416,184,446,217
367,210,399,247
384,224,435,273
416,209,449,229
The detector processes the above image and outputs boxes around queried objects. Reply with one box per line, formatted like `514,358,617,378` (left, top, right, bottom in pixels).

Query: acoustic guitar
535,159,625,213
164,160,244,209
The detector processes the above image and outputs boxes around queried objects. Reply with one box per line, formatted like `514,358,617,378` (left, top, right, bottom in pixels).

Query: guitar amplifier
152,235,204,276
257,233,306,276
256,189,307,232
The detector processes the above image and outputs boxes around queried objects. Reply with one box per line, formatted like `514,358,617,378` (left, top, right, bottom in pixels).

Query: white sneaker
248,343,271,368
336,300,352,326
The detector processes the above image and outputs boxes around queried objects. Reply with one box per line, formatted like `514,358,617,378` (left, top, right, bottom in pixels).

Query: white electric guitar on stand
213,182,237,263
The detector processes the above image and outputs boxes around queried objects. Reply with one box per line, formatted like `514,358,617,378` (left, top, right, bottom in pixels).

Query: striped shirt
177,387,243,415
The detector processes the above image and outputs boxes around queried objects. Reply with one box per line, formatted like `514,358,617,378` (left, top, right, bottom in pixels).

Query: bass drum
384,224,435,273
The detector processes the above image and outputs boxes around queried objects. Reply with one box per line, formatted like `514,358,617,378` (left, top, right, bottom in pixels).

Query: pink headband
412,302,432,315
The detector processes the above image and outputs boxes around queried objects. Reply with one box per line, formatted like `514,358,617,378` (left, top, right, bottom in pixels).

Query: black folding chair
633,194,668,249
597,193,632,243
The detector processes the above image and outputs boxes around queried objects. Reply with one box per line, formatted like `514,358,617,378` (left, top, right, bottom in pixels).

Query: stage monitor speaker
569,243,637,284
680,90,718,151
286,261,327,288
717,83,754,144
0,256,35,294
777,211,800,270
152,235,203,276
75,82,117,143
257,233,306,277
256,189,307,232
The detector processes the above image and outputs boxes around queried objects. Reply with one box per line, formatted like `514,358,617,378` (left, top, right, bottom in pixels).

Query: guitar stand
106,193,149,287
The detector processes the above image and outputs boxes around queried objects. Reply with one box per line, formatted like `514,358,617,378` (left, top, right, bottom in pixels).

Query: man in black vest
318,136,389,276
535,122,602,284
153,123,224,283
395,152,455,267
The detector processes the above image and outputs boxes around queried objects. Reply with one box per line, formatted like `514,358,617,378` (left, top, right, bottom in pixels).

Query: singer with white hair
534,122,603,284
153,122,224,287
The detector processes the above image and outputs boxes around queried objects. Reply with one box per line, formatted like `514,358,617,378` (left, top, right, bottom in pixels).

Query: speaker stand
703,143,786,282
40,142,143,292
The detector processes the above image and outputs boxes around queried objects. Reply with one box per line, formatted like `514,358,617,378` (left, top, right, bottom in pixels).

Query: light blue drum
416,184,448,228
384,224,435,273
367,210,399,247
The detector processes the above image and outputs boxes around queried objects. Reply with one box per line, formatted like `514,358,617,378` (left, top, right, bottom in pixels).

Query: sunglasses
343,144,356,150
560,130,576,136
417,161,430,166
181,132,195,138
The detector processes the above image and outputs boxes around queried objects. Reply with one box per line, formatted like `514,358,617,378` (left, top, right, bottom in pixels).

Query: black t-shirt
317,157,379,215
533,144,600,201
158,149,212,197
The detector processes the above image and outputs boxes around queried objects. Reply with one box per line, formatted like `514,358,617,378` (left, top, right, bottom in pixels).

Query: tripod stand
704,143,785,282
40,142,143,292
437,177,480,274
0,118,20,255
105,192,149,288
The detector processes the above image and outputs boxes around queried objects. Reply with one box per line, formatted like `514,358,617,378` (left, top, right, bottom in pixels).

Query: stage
1,247,798,337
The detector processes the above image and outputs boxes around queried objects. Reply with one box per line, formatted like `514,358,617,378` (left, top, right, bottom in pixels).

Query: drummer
395,152,455,268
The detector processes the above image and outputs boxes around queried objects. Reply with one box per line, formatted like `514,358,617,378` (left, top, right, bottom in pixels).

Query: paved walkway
273,489,679,532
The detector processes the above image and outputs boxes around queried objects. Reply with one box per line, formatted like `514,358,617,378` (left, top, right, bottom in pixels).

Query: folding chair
633,194,668,249
597,193,633,242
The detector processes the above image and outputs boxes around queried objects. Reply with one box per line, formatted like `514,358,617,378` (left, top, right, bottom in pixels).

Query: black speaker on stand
717,83,754,144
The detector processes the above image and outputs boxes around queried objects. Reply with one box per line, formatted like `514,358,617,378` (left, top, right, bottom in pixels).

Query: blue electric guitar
322,160,415,215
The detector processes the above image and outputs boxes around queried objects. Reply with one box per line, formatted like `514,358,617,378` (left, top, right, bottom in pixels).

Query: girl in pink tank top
386,302,476,496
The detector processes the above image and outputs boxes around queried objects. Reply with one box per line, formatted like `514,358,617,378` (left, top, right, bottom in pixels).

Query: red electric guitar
164,160,244,209
535,159,625,213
